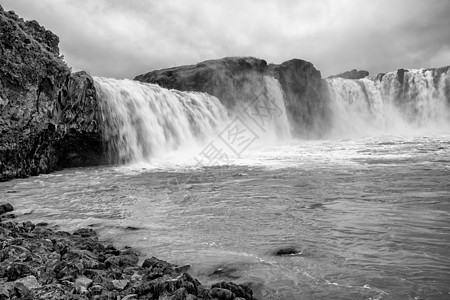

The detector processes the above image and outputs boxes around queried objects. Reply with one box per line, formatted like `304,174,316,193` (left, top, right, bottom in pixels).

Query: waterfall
235,76,292,142
94,77,228,163
94,76,292,164
326,68,450,137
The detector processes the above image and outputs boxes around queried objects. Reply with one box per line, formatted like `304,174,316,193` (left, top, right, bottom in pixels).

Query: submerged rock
272,247,302,256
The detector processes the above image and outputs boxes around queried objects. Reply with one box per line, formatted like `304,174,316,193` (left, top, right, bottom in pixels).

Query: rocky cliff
135,57,331,137
267,59,331,137
0,5,104,181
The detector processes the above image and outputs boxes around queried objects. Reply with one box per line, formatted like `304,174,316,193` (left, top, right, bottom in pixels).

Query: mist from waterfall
326,68,450,138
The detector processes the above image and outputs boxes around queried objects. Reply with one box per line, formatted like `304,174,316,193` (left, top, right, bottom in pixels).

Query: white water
326,69,450,138
94,76,292,164
95,69,450,165
94,78,228,163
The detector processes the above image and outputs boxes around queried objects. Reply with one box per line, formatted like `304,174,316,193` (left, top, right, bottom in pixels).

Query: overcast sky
2,0,450,79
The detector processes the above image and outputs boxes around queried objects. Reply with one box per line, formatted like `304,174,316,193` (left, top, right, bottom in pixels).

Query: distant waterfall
94,78,228,163
326,68,450,137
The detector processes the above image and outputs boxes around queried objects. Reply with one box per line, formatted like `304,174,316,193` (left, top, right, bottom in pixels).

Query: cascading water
236,76,292,142
94,78,228,163
326,68,450,137
94,76,292,164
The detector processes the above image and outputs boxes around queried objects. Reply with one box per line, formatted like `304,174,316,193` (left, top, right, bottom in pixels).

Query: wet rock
0,215,256,300
142,256,175,269
207,287,236,300
211,282,254,300
14,275,41,297
30,283,71,299
0,203,13,215
0,282,14,299
174,265,191,274
0,213,16,221
75,275,93,290
111,279,129,291
5,262,34,281
90,284,103,295
73,227,97,238
64,249,100,269
272,247,301,256
105,254,138,268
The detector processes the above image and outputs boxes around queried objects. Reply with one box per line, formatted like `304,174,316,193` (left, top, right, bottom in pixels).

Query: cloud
2,0,450,78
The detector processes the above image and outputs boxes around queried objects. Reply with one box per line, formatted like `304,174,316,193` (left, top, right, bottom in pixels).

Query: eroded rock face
135,57,331,137
0,5,104,181
135,57,269,110
268,59,331,137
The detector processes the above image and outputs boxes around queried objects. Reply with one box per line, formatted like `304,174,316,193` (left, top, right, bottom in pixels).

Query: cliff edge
0,5,104,181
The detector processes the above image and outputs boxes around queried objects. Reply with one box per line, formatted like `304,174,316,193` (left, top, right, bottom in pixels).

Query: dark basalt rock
0,5,105,181
135,57,331,137
397,68,409,85
272,247,302,256
268,59,331,137
329,69,369,80
0,203,256,299
136,57,269,110
0,203,14,215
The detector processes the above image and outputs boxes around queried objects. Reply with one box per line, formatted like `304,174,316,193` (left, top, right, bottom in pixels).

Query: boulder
211,282,254,299
0,203,13,215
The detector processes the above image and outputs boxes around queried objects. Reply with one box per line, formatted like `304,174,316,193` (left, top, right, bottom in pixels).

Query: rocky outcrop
329,69,369,80
135,57,268,110
267,59,331,137
135,57,330,137
0,5,104,181
0,204,256,299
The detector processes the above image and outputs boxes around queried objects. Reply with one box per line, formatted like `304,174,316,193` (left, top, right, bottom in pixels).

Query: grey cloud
2,0,449,78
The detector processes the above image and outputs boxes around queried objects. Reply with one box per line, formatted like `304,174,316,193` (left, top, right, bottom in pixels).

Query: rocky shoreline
0,203,256,300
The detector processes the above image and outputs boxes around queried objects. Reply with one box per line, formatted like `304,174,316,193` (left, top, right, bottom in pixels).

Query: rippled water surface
1,135,450,300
